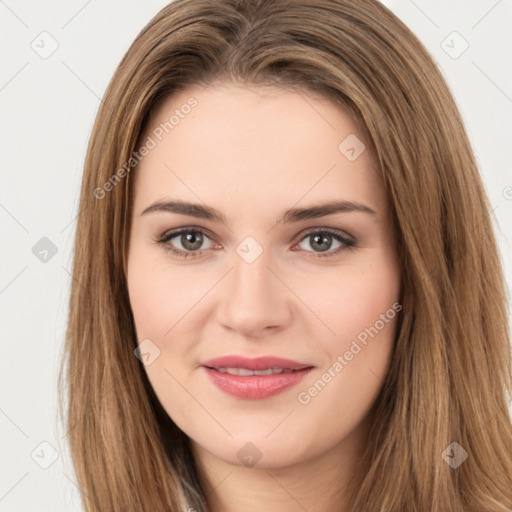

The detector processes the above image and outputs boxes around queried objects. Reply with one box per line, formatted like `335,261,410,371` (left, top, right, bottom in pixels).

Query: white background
1,1,511,510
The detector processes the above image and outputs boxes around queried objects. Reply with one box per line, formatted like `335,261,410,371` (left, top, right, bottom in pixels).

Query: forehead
132,83,386,217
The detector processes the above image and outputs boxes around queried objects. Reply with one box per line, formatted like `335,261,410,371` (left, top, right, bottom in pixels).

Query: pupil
182,232,203,251
311,233,331,252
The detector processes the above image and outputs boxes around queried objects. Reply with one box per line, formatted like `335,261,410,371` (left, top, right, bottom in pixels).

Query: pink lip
201,355,314,400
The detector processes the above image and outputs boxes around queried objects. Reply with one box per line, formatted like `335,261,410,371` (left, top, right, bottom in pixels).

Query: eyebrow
140,199,376,223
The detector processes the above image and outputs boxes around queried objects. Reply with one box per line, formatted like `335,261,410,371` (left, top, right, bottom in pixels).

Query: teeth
216,367,291,376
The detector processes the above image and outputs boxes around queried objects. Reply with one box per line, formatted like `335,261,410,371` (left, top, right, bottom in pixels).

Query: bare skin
126,82,401,512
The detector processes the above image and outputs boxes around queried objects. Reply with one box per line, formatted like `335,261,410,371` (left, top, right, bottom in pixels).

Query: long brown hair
59,0,512,510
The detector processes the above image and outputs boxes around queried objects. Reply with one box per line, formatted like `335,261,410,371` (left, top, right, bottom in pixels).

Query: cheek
126,253,201,420
126,250,217,396
296,267,400,435
127,248,208,340
303,258,400,351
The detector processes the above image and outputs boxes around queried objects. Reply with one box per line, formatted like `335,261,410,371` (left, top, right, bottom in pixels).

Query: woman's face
127,83,401,470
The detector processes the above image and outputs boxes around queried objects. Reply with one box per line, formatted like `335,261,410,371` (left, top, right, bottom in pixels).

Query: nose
215,248,292,338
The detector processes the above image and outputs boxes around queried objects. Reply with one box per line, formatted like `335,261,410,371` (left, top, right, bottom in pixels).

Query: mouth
209,367,305,376
201,355,314,399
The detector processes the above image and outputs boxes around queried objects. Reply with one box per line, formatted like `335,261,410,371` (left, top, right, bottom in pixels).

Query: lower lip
202,367,313,399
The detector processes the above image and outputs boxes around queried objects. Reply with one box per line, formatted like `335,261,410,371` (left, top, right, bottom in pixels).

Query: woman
59,0,512,510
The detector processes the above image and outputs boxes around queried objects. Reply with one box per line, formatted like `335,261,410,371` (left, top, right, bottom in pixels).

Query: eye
294,228,356,257
155,228,219,258
155,226,356,259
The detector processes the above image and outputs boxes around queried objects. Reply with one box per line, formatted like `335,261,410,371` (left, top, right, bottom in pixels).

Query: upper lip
201,355,313,371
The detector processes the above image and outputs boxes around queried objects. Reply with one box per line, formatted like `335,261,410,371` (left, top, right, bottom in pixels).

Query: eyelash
154,226,357,259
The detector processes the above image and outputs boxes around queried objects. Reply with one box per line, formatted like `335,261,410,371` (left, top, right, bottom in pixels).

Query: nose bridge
217,241,290,336
232,249,272,301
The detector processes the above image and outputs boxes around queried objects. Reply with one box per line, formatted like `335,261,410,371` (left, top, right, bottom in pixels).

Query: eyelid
292,227,356,258
155,225,356,258
295,226,354,244
157,225,217,243
155,226,219,256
